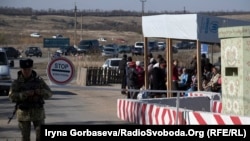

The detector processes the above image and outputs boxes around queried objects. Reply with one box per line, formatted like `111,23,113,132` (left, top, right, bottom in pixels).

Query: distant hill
0,13,250,48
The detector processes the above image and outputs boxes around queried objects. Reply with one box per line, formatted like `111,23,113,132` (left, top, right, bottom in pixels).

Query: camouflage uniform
9,70,52,141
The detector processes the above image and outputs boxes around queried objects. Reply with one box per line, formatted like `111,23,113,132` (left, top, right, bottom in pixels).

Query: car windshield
30,47,38,50
79,41,92,47
158,42,164,45
149,42,155,46
136,43,144,46
0,52,8,65
119,46,129,49
135,48,142,51
110,60,120,67
105,44,117,48
104,48,115,52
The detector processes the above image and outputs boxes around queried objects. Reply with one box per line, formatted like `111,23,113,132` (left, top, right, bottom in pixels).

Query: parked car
171,46,179,54
118,45,131,54
0,48,12,95
0,46,21,59
175,41,196,49
103,44,118,49
157,41,166,50
101,46,119,58
148,40,158,51
77,39,100,54
30,32,41,38
159,45,178,54
134,41,144,48
51,52,62,60
102,58,122,69
132,47,144,56
56,46,77,56
52,34,63,38
24,46,42,57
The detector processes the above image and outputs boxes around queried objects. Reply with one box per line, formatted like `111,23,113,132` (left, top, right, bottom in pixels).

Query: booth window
225,67,238,76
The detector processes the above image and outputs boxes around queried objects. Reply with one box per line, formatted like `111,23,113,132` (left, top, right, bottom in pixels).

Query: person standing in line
151,59,167,98
190,54,197,74
148,58,157,90
201,53,212,75
148,53,153,63
127,61,139,99
135,61,145,89
8,59,53,141
214,56,221,71
118,54,128,95
125,56,133,98
172,59,179,97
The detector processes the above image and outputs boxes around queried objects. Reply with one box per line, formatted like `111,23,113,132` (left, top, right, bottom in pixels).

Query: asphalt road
0,84,129,140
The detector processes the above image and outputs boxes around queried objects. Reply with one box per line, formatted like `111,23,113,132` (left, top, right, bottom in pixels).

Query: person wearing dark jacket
118,54,127,95
151,59,167,98
127,61,139,99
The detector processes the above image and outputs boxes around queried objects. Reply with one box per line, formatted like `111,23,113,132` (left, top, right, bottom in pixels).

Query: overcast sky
1,0,250,12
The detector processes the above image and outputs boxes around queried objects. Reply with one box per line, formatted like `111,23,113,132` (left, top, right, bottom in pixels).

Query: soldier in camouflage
8,58,52,141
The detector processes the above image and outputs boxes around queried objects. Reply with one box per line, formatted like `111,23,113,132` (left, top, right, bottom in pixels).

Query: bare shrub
70,54,105,68
31,15,38,20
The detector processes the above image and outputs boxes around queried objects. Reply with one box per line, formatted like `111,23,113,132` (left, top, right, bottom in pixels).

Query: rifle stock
7,103,18,124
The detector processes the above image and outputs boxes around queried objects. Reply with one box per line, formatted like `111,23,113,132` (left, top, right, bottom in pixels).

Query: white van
134,41,144,48
102,58,122,69
0,48,12,95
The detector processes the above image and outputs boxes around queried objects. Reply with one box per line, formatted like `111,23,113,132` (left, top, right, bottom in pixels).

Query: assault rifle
8,103,18,124
7,77,43,124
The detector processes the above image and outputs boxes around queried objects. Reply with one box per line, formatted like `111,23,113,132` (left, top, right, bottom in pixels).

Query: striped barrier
117,99,186,125
117,98,250,125
212,100,222,113
186,91,222,113
186,91,221,101
185,111,250,125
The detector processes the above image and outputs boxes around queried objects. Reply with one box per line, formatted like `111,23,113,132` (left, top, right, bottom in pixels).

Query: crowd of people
118,53,222,99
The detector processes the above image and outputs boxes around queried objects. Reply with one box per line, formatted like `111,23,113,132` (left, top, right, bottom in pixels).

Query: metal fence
86,67,121,86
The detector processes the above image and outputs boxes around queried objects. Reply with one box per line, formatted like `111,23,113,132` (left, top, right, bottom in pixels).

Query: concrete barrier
76,67,87,86
117,99,186,125
185,111,250,125
117,91,250,125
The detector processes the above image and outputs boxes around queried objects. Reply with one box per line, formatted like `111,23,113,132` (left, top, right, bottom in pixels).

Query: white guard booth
142,14,250,94
117,14,250,125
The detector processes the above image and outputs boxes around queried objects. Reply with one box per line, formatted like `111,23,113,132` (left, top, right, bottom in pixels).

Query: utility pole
74,3,77,46
81,12,83,40
140,0,146,17
140,0,147,89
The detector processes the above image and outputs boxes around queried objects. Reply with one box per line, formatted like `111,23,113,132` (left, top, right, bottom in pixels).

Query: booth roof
142,14,250,43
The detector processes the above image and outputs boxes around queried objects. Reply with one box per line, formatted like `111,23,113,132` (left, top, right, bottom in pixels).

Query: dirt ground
0,14,249,69
1,14,250,50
